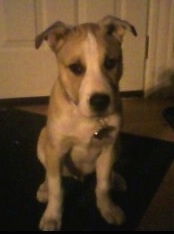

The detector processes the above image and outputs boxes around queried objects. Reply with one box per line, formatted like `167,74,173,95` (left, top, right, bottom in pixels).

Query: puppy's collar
93,119,115,140
93,126,115,140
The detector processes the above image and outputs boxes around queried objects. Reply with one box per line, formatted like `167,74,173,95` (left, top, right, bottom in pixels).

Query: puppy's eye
104,57,118,70
69,63,85,75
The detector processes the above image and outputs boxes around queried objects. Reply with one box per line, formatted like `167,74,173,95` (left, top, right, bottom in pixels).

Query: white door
0,0,148,99
145,0,174,97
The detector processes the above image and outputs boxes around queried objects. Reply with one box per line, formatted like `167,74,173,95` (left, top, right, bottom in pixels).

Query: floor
18,97,174,231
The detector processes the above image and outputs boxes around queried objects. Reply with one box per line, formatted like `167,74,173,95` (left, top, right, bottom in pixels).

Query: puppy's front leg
39,143,64,231
96,144,125,225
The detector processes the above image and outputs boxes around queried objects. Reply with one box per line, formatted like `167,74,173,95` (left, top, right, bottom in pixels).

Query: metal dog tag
93,126,115,140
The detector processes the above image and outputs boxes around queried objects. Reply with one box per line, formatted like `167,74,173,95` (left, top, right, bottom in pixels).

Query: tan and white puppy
35,15,137,231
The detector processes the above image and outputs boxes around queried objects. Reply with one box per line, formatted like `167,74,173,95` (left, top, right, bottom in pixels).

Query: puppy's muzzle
89,93,110,114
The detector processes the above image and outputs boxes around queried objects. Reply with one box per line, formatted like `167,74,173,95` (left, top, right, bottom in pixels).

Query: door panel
4,0,36,42
0,0,148,99
44,0,77,25
78,0,115,23
120,0,148,91
145,0,174,96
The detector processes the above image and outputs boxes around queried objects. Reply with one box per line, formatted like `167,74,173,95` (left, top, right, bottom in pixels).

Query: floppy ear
35,21,72,52
99,15,137,42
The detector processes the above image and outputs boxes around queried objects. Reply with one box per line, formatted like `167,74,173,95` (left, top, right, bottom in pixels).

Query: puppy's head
35,16,137,117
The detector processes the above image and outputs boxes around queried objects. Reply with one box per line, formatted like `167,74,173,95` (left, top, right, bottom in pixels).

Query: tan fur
35,16,136,231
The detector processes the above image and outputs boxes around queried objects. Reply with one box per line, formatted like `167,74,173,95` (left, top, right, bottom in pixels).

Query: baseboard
0,91,143,107
0,96,49,108
121,90,144,97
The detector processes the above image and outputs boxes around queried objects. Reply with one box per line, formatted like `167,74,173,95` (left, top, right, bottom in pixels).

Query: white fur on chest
50,108,121,174
56,107,120,143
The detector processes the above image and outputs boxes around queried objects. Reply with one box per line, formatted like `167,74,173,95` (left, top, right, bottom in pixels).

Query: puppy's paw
98,201,126,225
36,182,48,203
39,212,61,231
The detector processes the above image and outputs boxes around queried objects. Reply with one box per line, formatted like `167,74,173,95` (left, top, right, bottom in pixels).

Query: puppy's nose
89,93,110,113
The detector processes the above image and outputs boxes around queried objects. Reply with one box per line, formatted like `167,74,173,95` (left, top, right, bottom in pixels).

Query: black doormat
0,109,173,231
